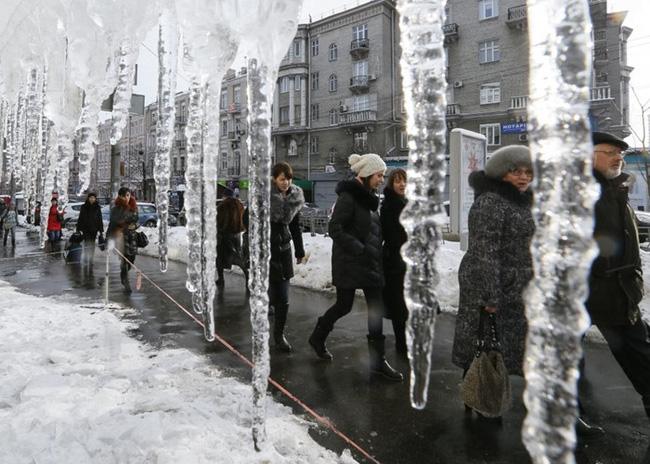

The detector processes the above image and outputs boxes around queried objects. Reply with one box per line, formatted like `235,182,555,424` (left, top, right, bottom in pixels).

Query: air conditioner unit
340,105,348,112
453,80,463,88
368,74,377,81
518,134,528,142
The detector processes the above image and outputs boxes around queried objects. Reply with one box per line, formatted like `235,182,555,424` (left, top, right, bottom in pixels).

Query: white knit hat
348,153,387,178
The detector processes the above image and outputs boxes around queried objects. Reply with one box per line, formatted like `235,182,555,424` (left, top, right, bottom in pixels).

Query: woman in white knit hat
308,153,403,381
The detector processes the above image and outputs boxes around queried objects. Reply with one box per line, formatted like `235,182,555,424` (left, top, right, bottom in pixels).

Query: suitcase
64,240,83,264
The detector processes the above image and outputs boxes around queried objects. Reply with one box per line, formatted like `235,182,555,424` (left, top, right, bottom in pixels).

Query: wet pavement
1,227,649,464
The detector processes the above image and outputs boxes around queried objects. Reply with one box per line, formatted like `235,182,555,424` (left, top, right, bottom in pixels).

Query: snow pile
0,280,357,464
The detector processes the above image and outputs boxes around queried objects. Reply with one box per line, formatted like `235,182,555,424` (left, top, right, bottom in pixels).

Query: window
480,82,501,104
479,0,498,20
329,74,337,92
220,90,228,109
311,38,319,56
221,153,228,171
180,157,185,171
221,120,228,136
352,24,368,41
233,85,241,104
294,76,301,91
311,103,320,120
400,96,406,113
235,118,241,133
293,39,301,57
480,123,501,146
353,131,368,151
233,151,241,176
311,72,319,90
294,105,301,124
310,136,320,154
328,147,337,164
329,43,338,61
280,106,289,124
479,40,500,63
400,130,408,149
280,77,290,93
352,95,370,112
353,60,368,77
329,108,338,125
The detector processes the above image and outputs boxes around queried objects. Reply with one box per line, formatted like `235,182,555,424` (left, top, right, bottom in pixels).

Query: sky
134,0,648,146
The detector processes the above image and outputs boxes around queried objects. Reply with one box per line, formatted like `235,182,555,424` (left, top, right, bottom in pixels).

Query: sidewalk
1,228,649,464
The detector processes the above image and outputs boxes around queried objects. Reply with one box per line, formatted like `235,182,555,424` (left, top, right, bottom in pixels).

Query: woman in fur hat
264,162,306,352
309,153,403,381
452,145,535,411
107,187,139,293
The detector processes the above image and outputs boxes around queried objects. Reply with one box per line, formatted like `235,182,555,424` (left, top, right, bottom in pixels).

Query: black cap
592,131,629,150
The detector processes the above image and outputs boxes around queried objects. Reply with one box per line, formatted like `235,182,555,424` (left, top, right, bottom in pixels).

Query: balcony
506,5,527,30
446,104,461,116
175,116,187,125
227,102,241,114
227,131,237,140
442,23,459,44
509,96,528,111
339,110,377,127
593,47,608,64
349,75,370,93
350,38,369,58
176,140,186,150
591,86,612,102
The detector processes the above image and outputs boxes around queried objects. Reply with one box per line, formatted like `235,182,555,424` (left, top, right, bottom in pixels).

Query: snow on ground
0,280,357,464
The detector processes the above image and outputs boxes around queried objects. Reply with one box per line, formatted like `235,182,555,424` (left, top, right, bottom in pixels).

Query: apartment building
92,120,113,200
444,0,632,151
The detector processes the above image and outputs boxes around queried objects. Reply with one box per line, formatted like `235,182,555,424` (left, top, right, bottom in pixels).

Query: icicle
41,122,56,249
75,99,100,194
155,10,178,273
110,38,138,145
0,99,8,190
56,132,73,203
13,89,26,192
396,0,448,409
246,56,273,451
24,68,41,222
37,66,49,245
522,1,596,462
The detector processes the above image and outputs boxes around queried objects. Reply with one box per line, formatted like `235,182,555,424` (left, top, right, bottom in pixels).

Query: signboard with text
501,122,528,134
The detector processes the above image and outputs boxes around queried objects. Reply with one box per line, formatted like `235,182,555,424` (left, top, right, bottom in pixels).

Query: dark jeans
3,227,15,246
320,287,384,337
269,279,290,308
47,230,62,242
82,238,96,267
597,318,650,398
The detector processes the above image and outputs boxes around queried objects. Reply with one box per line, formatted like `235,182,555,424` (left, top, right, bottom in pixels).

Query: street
1,227,649,464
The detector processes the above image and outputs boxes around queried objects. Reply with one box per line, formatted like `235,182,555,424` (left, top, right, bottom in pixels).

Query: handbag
461,311,512,418
97,233,106,251
135,230,149,248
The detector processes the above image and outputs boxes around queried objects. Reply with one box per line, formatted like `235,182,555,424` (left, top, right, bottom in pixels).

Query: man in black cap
584,131,650,428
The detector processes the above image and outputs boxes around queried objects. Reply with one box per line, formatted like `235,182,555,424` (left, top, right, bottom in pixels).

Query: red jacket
47,205,63,231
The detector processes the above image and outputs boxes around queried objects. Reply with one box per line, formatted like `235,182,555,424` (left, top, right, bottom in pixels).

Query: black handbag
136,230,149,248
461,311,512,418
97,233,106,251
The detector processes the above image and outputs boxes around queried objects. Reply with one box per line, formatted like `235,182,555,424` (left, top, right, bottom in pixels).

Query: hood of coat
382,186,407,211
469,170,532,207
114,196,138,211
83,199,101,211
270,184,304,224
336,179,380,211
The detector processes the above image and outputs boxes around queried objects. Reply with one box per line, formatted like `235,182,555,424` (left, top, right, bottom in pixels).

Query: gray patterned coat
452,171,534,375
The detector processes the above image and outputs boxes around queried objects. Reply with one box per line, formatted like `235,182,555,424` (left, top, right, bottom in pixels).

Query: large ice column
522,1,597,462
110,38,139,145
396,0,448,409
246,57,273,450
155,9,178,273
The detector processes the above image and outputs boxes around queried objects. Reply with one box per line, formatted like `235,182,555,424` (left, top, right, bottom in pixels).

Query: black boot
392,319,407,356
120,266,131,293
309,317,333,360
273,304,292,352
216,267,225,288
367,335,403,382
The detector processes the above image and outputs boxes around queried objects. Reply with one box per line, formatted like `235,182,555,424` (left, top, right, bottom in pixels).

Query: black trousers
269,279,290,308
320,287,384,337
597,318,650,399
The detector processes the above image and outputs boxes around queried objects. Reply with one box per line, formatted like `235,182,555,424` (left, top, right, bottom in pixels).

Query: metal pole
104,243,110,308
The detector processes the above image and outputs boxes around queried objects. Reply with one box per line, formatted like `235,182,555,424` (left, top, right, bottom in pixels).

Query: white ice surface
0,280,357,464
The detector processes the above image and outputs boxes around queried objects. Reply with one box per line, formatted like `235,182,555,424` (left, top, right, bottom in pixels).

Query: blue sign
501,122,528,134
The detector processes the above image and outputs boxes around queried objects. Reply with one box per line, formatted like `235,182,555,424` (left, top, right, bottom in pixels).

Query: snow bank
0,280,357,464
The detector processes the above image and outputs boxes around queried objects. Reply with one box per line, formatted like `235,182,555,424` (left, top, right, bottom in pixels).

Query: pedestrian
585,131,650,424
451,145,534,413
309,153,403,381
107,187,139,293
2,204,18,248
34,201,41,226
46,197,64,247
380,168,409,356
76,192,104,270
0,198,7,241
261,162,306,352
216,192,248,288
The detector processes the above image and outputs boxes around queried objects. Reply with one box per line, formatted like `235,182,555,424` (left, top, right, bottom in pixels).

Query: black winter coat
452,171,534,375
329,180,384,289
381,187,408,321
76,201,104,239
586,171,643,326
107,198,139,258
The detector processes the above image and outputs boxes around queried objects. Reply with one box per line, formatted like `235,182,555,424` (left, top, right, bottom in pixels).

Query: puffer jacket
329,179,384,289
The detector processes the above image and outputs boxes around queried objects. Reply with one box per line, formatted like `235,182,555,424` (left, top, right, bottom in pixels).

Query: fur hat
348,153,387,178
484,145,532,179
